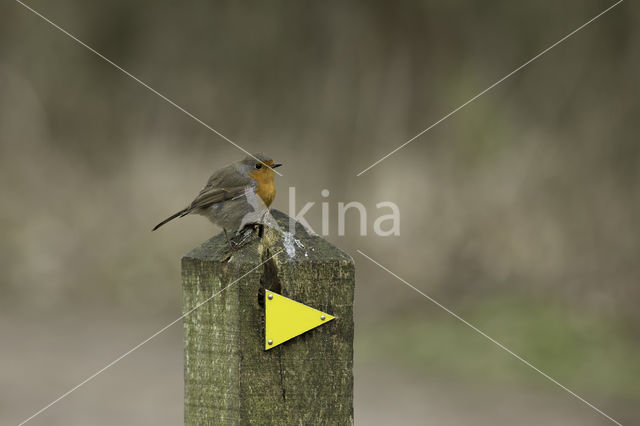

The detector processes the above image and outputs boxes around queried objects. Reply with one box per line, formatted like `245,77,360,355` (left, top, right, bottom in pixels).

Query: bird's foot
226,226,259,253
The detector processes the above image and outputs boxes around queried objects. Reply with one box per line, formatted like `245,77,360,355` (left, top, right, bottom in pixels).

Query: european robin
152,153,282,247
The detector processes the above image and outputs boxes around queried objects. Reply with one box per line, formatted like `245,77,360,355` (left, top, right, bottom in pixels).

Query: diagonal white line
13,0,283,176
17,249,284,426
357,249,623,425
356,0,624,176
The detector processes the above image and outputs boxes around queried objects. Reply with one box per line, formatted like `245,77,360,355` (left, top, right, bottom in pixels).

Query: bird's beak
271,163,282,169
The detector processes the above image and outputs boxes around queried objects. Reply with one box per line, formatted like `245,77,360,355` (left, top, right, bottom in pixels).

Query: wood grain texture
183,209,355,425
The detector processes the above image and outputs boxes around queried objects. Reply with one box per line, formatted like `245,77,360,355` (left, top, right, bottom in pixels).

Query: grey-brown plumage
153,153,281,232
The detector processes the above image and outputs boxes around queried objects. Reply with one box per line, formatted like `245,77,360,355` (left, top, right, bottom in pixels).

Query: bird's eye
255,163,263,169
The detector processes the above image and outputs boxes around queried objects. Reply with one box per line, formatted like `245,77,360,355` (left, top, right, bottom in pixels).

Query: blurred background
1,0,638,424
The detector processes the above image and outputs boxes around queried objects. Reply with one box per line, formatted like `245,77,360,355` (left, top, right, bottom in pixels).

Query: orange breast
249,169,277,207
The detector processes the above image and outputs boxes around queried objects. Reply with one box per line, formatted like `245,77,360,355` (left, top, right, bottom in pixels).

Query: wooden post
182,209,355,425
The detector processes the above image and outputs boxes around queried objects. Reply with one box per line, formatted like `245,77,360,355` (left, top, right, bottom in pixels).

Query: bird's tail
152,208,189,231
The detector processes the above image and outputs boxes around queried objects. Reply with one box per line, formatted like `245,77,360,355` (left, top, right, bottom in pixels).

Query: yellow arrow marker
265,290,334,350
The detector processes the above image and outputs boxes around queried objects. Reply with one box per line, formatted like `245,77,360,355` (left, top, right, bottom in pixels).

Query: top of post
183,209,353,265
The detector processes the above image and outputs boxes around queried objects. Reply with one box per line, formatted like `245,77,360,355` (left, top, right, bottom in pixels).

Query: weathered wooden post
182,209,355,424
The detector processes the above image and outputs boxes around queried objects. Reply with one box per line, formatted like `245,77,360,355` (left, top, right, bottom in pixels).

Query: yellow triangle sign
265,290,334,350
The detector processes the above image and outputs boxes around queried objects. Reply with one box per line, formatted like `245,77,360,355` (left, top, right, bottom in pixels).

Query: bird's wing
188,185,248,210
186,164,252,211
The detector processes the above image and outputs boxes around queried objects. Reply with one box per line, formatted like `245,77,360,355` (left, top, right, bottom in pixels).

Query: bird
152,153,282,248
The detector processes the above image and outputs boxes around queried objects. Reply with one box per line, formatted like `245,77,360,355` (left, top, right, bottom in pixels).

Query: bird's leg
228,225,258,250
223,228,235,252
